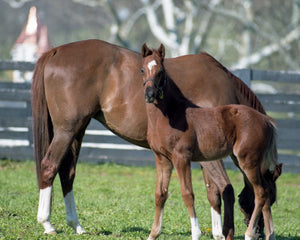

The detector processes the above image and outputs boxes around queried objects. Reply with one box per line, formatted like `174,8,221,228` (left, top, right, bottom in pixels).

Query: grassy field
0,160,299,240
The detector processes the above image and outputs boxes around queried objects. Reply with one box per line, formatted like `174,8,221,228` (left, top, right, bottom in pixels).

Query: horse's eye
141,68,145,75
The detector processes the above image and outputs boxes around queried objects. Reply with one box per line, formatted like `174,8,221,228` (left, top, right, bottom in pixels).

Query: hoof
76,228,87,235
73,223,87,234
213,234,225,240
225,229,234,240
45,230,57,235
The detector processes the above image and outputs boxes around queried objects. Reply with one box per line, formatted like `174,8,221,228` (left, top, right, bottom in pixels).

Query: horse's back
44,39,139,73
164,53,238,107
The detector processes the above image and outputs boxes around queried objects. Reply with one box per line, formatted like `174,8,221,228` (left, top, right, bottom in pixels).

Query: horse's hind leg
148,154,173,240
58,127,88,234
37,129,76,234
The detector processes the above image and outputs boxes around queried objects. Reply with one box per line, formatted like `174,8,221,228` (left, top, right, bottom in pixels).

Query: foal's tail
263,118,278,174
31,49,56,188
263,118,282,203
225,61,283,183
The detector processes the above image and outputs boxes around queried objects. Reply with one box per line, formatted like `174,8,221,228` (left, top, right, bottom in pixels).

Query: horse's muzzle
145,86,157,103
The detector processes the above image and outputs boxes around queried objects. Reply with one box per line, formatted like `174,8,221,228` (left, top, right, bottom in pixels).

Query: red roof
13,6,51,57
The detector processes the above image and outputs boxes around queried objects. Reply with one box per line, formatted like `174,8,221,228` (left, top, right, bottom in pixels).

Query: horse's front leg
174,153,201,240
59,133,86,234
148,154,173,240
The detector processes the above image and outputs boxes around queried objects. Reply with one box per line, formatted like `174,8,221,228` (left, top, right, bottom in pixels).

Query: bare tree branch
2,0,34,8
140,0,180,55
192,0,221,53
106,0,131,48
72,0,105,7
162,0,178,43
231,26,300,69
73,0,300,70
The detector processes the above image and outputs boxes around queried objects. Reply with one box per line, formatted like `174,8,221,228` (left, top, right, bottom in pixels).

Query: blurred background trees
1,0,300,71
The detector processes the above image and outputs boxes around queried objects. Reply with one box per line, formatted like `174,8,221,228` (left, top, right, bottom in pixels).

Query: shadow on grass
275,237,300,240
121,227,149,234
95,230,113,236
122,226,191,238
234,235,300,240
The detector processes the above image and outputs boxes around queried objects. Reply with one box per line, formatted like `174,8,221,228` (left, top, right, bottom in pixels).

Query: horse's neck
146,78,192,132
160,78,187,109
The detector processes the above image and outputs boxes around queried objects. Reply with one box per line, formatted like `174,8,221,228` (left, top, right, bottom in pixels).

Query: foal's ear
158,44,165,60
141,43,152,57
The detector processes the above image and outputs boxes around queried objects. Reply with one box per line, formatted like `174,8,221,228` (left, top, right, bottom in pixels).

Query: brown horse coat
32,39,267,238
141,44,280,240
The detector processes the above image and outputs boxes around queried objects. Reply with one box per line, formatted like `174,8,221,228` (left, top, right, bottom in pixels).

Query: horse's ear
141,43,152,57
158,44,165,60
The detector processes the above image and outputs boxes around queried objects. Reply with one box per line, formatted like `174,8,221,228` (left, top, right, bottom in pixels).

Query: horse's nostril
146,87,156,97
145,87,156,103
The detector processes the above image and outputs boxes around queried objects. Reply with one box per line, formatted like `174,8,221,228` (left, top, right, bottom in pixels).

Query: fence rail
0,62,299,172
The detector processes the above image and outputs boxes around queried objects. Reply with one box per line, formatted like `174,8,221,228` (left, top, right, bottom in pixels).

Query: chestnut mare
32,39,270,239
141,44,281,240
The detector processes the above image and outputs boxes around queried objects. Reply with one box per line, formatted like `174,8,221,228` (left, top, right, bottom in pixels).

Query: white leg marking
245,234,253,240
190,217,202,240
211,207,225,240
37,186,56,234
64,190,86,234
147,60,157,74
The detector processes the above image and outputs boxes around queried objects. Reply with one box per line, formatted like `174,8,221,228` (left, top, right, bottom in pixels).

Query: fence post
26,99,33,148
232,69,252,86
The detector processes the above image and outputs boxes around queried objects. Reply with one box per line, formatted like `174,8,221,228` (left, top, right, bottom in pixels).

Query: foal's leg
242,166,274,240
148,154,173,240
37,129,76,234
59,128,87,234
201,160,235,240
261,191,275,240
174,154,201,240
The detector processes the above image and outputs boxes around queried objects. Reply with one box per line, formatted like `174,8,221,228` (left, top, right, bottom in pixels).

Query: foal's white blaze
37,186,56,234
190,217,201,240
211,207,225,240
64,190,86,234
147,60,157,74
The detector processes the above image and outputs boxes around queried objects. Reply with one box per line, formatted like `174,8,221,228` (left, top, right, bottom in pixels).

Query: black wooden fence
0,61,299,173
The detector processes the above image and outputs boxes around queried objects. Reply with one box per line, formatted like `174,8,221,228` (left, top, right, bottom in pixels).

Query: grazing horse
141,43,282,240
32,39,268,239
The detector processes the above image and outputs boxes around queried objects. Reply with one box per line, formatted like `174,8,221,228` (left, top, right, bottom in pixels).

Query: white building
11,6,51,82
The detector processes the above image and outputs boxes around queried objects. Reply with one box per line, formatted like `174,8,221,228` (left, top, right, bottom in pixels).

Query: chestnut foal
141,43,281,240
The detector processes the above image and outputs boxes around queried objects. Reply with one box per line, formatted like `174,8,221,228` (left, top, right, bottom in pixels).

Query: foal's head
141,43,166,103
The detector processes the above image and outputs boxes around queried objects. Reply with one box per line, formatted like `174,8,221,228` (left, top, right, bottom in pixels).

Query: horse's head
141,43,166,103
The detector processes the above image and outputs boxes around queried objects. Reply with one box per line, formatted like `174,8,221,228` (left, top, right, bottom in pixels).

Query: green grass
0,160,299,239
